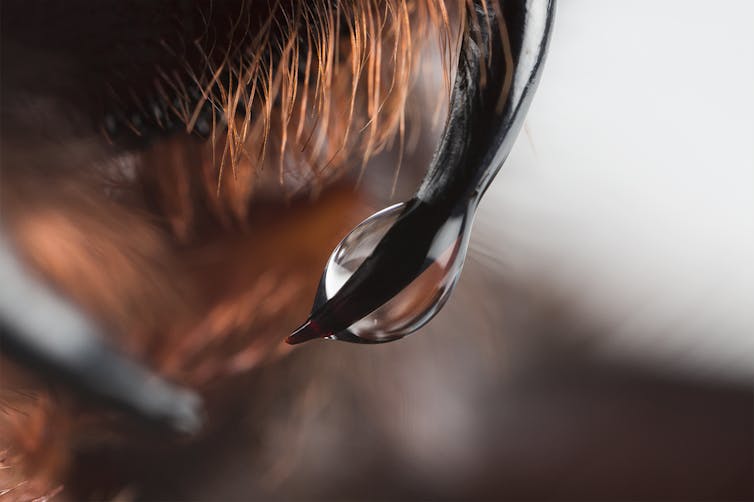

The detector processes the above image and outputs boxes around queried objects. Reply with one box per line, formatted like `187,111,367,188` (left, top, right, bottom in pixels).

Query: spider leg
0,234,203,434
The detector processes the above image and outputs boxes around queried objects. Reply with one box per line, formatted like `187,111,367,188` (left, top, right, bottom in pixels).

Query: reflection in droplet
315,202,472,343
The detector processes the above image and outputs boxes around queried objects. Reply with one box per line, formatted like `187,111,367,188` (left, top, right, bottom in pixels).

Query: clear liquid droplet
314,202,472,343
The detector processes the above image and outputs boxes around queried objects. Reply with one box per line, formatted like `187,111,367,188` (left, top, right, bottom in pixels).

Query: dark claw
288,0,556,344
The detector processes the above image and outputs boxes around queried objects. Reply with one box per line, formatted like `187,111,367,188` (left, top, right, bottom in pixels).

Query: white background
475,0,754,380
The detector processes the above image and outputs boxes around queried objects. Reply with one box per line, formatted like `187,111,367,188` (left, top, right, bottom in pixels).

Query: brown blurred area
65,253,753,500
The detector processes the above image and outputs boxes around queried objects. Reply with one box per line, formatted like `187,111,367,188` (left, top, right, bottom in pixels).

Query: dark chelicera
288,0,556,345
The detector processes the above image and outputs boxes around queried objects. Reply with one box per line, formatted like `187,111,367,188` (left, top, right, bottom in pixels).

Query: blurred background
107,1,752,500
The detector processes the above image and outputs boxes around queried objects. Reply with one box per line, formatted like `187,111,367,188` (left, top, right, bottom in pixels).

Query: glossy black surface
418,0,555,207
288,0,556,345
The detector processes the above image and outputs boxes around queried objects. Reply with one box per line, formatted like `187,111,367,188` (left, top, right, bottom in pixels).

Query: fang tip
286,319,327,345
